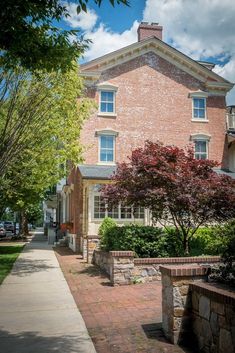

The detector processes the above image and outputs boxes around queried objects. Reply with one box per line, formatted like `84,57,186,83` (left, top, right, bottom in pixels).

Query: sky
61,0,235,105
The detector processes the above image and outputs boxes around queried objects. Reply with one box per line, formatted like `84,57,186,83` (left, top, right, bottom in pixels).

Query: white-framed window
93,192,145,220
100,91,115,113
191,133,210,160
94,195,106,219
193,97,206,119
194,140,208,160
99,135,115,163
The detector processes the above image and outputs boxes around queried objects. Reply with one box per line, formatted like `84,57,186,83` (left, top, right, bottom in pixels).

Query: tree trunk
183,235,189,256
21,210,29,236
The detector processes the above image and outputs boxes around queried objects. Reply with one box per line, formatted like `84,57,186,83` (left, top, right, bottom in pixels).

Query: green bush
98,217,117,251
99,223,229,258
101,224,185,258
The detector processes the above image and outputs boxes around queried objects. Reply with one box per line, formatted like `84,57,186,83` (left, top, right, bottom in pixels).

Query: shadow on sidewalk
0,329,91,353
10,257,58,277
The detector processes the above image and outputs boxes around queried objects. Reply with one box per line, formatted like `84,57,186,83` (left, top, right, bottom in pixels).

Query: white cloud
64,0,235,103
83,21,138,61
143,0,235,103
64,2,98,30
214,60,235,105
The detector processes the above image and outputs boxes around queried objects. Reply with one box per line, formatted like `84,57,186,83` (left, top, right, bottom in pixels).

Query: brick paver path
55,247,192,353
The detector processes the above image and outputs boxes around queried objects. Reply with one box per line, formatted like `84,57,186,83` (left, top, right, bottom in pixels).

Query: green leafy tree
0,64,93,234
0,0,129,72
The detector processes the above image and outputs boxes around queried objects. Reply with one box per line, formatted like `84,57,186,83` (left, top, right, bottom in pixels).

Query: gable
80,37,233,95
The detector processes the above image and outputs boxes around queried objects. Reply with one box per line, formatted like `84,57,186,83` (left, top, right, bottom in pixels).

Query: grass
0,245,24,284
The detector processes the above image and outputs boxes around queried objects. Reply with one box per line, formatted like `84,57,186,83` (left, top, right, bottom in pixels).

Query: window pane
198,109,205,118
94,196,106,218
100,135,114,162
101,102,106,112
106,151,113,162
198,99,205,108
101,91,107,101
106,92,114,102
121,205,132,219
106,136,114,148
108,205,119,218
107,103,114,112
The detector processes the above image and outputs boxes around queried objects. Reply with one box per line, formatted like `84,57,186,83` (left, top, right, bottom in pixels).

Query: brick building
58,22,234,252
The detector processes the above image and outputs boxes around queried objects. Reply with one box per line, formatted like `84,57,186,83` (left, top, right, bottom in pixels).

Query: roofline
80,36,232,86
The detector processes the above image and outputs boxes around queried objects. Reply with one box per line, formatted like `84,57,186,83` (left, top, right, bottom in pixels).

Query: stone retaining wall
191,282,235,353
92,250,220,286
83,236,100,263
160,265,235,353
92,250,112,277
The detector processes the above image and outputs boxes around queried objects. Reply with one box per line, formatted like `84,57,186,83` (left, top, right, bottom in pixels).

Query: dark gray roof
78,164,117,180
214,168,235,179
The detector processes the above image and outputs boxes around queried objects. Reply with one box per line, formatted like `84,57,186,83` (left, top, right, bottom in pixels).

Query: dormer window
100,91,114,113
97,82,118,117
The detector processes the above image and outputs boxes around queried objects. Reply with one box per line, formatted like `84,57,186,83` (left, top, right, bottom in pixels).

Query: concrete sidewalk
0,230,96,353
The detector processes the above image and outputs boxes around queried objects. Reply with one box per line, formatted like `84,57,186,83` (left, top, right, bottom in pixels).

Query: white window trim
97,83,118,117
92,193,145,221
194,140,208,160
191,97,208,121
191,134,210,160
98,134,116,165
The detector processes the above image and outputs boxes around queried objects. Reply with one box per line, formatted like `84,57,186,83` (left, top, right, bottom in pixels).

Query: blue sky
61,0,235,104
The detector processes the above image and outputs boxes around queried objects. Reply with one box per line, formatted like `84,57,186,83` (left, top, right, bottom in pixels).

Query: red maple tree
102,141,235,254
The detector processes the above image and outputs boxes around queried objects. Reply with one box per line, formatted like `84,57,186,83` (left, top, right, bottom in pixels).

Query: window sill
191,119,209,123
96,162,116,166
98,112,117,118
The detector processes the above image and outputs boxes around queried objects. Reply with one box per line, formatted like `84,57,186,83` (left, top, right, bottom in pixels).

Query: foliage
77,0,129,13
0,245,24,284
25,204,44,226
100,224,178,257
98,217,117,250
189,227,226,256
0,64,93,232
102,141,235,254
205,221,235,287
0,0,129,71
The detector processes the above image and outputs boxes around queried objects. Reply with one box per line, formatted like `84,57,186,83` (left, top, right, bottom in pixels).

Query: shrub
101,224,186,258
209,220,235,287
98,217,117,251
189,227,226,256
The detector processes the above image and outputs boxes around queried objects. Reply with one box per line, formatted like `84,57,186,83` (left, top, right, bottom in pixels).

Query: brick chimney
137,22,163,41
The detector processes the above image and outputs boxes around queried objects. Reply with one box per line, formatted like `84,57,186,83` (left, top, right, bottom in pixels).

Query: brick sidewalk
55,247,192,353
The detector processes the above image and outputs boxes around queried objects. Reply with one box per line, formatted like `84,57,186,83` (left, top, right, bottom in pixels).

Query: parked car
3,221,14,233
0,222,6,238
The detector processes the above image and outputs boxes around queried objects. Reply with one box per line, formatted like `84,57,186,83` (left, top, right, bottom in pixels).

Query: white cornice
80,37,233,93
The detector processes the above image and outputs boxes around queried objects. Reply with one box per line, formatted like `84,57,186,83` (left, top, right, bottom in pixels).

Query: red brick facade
81,52,227,167
64,23,233,245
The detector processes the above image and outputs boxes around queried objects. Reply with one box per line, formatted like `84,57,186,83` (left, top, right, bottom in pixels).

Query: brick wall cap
109,251,135,257
190,282,235,306
134,256,220,265
160,265,209,277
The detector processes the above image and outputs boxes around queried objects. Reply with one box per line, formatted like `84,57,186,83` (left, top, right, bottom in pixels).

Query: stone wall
133,257,220,283
160,265,235,353
92,250,220,286
191,282,235,353
160,265,208,344
83,236,100,263
92,250,112,277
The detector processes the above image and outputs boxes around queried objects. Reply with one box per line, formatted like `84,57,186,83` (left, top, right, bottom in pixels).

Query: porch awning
78,164,117,180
